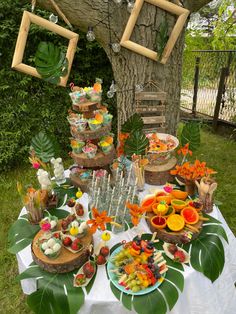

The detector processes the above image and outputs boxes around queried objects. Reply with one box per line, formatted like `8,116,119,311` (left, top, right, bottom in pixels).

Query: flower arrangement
86,208,113,234
126,202,146,226
82,143,97,158
147,133,177,152
70,138,85,154
98,135,114,154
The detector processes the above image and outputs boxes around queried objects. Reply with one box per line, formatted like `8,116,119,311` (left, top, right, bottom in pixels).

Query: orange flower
119,132,129,142
126,202,145,226
177,143,192,157
87,208,113,234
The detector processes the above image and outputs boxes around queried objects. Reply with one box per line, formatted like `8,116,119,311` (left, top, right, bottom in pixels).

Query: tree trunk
36,0,212,134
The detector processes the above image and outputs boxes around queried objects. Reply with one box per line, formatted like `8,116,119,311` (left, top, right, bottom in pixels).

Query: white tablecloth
17,185,236,314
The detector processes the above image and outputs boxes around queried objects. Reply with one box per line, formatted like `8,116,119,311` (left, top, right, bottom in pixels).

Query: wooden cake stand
146,211,203,244
31,227,93,273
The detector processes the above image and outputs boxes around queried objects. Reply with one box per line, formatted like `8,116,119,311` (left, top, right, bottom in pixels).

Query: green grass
1,128,236,313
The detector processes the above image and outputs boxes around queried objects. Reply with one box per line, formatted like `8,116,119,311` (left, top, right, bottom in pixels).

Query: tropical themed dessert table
14,177,236,314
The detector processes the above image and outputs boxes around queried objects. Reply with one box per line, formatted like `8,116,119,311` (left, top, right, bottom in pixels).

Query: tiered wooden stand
69,101,116,191
31,225,93,273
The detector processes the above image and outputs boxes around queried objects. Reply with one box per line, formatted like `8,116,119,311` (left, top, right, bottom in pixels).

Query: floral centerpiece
98,134,114,154
69,78,102,105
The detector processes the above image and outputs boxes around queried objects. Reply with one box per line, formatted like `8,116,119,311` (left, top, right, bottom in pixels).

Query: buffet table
16,185,236,314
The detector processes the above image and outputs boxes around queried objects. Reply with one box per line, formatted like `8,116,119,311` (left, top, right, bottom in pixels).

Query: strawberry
67,198,76,208
173,250,186,263
168,244,178,255
63,237,72,246
71,239,81,251
75,204,84,216
75,274,86,286
96,254,106,265
100,246,110,257
83,262,95,278
53,232,60,239
132,241,141,251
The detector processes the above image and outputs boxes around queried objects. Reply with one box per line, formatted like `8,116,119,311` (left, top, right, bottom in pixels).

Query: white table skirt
17,185,236,314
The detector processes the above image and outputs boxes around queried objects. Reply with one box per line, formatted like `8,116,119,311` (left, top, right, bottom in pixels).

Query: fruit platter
107,238,168,295
146,133,179,164
73,260,96,287
144,189,208,244
31,215,93,273
163,243,190,263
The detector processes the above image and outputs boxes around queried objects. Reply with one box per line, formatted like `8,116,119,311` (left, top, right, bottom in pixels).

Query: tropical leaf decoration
180,121,201,152
31,131,56,163
108,234,184,314
35,42,68,85
182,213,228,282
124,130,149,158
121,113,144,133
156,20,169,59
8,215,40,254
17,263,86,314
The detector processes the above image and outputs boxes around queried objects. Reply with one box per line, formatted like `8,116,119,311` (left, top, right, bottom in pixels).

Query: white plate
163,243,190,264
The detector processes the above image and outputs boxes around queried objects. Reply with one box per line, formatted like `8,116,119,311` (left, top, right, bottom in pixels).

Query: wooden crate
135,81,167,133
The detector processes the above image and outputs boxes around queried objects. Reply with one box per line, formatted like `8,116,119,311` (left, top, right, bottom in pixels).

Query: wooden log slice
71,147,116,168
72,101,99,112
31,227,93,273
146,211,203,244
70,123,112,141
144,157,177,185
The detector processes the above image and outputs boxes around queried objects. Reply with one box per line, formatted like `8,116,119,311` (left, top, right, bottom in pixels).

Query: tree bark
36,0,212,134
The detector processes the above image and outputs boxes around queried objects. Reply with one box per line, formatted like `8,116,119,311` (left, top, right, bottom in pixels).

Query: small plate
163,243,190,263
107,245,166,296
61,234,84,253
73,260,96,287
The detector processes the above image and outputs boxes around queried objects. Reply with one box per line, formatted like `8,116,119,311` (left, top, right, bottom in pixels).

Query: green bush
0,0,114,170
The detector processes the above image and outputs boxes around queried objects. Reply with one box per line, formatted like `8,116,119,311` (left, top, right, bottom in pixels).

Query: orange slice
171,190,188,200
171,199,187,212
167,214,185,231
151,216,167,230
181,207,199,225
141,196,156,212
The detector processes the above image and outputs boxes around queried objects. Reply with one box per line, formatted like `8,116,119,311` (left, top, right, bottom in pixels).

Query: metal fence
181,50,236,126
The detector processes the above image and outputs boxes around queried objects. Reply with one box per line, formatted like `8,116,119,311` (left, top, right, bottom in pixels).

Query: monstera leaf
182,214,228,282
17,263,86,314
124,130,149,158
8,215,40,254
121,113,144,133
31,131,56,163
35,42,68,85
180,121,201,151
108,234,184,314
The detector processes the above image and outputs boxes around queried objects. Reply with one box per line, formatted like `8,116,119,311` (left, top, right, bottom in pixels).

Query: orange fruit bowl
188,200,203,212
150,216,167,230
171,199,187,212
181,207,199,225
141,195,156,212
152,202,169,216
171,190,188,200
166,214,185,231
155,194,172,205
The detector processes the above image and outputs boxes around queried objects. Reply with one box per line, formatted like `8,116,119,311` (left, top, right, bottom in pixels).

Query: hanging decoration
86,26,96,42
49,13,58,23
120,0,190,64
11,11,78,87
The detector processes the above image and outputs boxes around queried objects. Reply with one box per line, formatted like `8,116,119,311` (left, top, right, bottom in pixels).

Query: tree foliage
0,0,114,170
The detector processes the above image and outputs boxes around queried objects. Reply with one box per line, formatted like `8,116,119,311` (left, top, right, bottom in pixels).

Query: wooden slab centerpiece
31,222,93,273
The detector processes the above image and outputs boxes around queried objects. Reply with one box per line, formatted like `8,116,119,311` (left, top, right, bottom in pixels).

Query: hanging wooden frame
120,0,189,64
11,11,79,87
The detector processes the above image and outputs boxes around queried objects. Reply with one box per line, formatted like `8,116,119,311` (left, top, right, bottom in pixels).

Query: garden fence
181,50,236,128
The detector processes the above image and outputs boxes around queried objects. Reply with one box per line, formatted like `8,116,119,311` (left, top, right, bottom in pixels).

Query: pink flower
41,222,51,231
163,184,173,193
32,162,41,169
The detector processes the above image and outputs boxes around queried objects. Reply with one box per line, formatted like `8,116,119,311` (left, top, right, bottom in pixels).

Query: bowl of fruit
107,238,168,295
163,243,190,264
39,237,62,259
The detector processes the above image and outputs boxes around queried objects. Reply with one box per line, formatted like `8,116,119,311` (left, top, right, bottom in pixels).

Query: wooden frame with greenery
11,11,79,87
120,0,189,64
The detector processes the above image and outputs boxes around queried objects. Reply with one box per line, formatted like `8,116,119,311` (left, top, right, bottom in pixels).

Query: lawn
0,127,236,313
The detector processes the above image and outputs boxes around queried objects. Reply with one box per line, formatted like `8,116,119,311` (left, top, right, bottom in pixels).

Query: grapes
132,285,140,292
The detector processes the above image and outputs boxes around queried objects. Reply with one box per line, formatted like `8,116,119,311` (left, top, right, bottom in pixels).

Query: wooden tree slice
70,173,90,192
146,211,203,244
70,123,112,140
72,101,99,112
31,227,93,273
71,147,116,168
144,156,177,185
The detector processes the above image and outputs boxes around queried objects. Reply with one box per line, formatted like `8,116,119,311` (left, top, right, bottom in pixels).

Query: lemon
101,231,111,242
76,189,83,198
